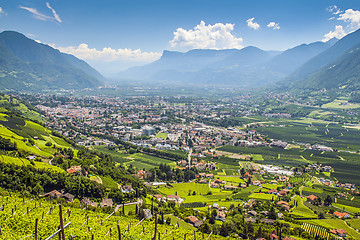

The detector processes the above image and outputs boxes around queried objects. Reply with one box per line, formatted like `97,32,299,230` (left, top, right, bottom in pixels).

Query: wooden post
152,212,158,240
117,223,121,240
158,232,161,240
91,234,94,240
35,218,38,240
0,225,2,235
42,211,45,220
184,233,187,240
59,205,65,240
193,230,196,240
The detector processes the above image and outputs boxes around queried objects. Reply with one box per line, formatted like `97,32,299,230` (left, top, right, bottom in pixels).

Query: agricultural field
290,196,318,219
321,99,360,109
155,132,168,140
0,189,224,239
305,219,360,239
219,144,360,186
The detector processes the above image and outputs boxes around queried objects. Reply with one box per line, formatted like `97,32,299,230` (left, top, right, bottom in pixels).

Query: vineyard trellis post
0,225,2,235
59,204,65,240
35,218,38,240
117,223,121,240
152,212,158,240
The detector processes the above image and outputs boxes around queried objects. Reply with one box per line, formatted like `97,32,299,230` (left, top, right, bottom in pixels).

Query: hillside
296,42,360,90
283,28,360,89
0,31,105,91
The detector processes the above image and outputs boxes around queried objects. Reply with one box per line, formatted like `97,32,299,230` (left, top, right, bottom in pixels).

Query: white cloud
0,7,6,15
46,2,62,23
19,6,53,21
322,25,346,42
246,17,260,30
19,3,61,23
52,43,162,63
267,22,280,30
169,21,243,50
338,9,360,29
327,5,342,15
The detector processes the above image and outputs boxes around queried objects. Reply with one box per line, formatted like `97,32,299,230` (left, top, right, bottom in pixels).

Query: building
100,198,113,208
142,126,155,136
333,211,350,219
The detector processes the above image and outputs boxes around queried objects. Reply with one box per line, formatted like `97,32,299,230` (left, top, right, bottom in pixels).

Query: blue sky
1,0,360,75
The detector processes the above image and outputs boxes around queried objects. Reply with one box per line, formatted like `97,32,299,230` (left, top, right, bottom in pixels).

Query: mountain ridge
0,31,105,91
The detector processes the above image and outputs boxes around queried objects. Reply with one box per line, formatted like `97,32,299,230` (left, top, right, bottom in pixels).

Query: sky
1,0,360,76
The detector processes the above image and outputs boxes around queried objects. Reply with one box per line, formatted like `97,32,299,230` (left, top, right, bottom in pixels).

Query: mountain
285,28,360,85
291,42,360,90
115,41,334,88
0,31,105,91
117,47,283,87
264,40,335,76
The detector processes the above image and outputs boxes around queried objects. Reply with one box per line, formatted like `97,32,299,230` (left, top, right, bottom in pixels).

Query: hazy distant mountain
264,40,335,75
290,41,360,90
115,41,335,87
285,29,360,84
0,31,104,91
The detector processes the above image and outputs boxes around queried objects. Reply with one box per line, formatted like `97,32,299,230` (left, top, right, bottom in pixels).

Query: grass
332,203,360,214
248,193,275,200
290,196,318,219
347,218,360,231
155,132,168,140
164,214,196,231
322,99,360,109
0,155,64,173
101,176,119,189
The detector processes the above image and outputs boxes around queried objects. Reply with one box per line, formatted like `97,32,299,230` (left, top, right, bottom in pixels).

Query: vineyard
301,223,335,240
0,189,228,239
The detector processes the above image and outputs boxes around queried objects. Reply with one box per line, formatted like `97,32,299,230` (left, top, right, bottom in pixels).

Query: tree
220,222,229,237
324,195,332,206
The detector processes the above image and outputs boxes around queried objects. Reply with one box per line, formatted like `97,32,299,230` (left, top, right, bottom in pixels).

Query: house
278,190,288,196
66,165,82,174
143,209,153,219
154,194,163,202
136,170,152,179
330,229,347,237
166,195,181,202
214,179,225,184
81,198,97,208
281,237,296,240
122,185,134,193
333,211,350,219
186,216,203,227
269,230,278,240
210,183,219,188
267,189,278,195
276,201,289,211
100,198,113,208
62,193,75,203
41,190,62,199
215,211,226,221
199,179,207,184
338,193,347,199
306,195,318,203
224,185,238,190
248,210,257,217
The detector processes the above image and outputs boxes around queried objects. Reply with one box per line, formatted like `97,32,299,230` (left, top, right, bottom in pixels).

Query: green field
290,196,318,219
155,132,168,140
322,99,360,109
